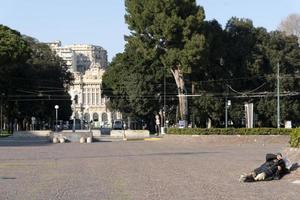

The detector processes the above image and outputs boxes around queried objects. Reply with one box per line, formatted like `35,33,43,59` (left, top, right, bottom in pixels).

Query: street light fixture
72,94,77,132
225,99,231,128
85,105,90,131
54,105,59,132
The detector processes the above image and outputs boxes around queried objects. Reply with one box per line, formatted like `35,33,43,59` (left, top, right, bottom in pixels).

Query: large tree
20,36,73,127
125,0,208,120
278,13,300,44
103,39,178,129
0,25,73,130
191,17,300,127
0,25,31,92
223,18,300,127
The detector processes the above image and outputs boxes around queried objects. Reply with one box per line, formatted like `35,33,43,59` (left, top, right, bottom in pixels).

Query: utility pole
277,62,280,128
163,66,166,128
225,97,228,128
225,86,229,128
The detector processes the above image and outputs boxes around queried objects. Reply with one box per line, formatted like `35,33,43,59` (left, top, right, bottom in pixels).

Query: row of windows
75,112,108,122
82,88,101,105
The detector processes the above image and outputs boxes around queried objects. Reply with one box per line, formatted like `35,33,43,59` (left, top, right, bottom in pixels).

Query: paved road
0,135,299,200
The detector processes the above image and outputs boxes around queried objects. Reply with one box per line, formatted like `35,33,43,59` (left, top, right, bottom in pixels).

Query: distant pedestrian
155,115,160,135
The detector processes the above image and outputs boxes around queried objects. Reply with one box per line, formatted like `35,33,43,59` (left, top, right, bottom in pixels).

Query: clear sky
0,0,299,62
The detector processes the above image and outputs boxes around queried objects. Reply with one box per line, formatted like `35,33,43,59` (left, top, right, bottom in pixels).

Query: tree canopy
124,0,209,120
0,25,73,131
104,2,300,128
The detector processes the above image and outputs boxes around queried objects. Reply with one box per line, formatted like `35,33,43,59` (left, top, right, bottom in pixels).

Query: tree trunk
171,67,188,121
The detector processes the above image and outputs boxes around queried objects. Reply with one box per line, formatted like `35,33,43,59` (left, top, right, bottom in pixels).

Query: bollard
53,137,59,144
59,138,65,143
80,137,85,143
86,137,92,143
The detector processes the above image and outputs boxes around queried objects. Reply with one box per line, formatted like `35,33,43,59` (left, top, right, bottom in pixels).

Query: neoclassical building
47,41,120,128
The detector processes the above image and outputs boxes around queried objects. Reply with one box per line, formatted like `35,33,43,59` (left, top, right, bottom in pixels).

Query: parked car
112,120,123,130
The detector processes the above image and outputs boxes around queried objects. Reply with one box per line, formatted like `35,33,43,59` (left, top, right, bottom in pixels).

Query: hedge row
167,128,292,136
0,131,11,137
290,129,300,148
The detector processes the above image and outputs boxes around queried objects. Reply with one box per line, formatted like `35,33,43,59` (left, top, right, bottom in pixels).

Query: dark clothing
254,153,286,180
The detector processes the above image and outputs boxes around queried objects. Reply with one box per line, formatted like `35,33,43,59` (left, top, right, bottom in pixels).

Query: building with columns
47,41,120,128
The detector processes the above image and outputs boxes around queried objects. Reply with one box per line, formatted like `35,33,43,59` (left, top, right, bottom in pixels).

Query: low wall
13,131,51,137
111,130,150,139
51,131,92,142
91,129,101,137
110,130,124,138
100,128,111,135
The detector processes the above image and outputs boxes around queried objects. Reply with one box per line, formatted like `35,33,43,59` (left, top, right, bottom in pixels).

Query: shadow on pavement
51,151,222,161
0,136,52,147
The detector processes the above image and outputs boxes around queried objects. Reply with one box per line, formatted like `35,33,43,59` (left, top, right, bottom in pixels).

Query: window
84,113,90,122
74,95,78,104
96,88,99,105
83,88,86,105
92,88,95,105
87,88,90,105
102,113,108,122
93,113,99,121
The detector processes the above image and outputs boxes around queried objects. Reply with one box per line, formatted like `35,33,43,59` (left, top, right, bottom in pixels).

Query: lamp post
72,98,76,133
219,57,231,128
162,64,166,134
86,105,90,131
54,105,59,132
225,99,231,128
72,111,76,132
276,62,280,128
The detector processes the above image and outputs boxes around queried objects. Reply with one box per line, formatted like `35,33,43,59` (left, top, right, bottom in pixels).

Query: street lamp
72,111,76,132
72,96,76,133
225,99,231,128
54,105,59,132
86,105,90,131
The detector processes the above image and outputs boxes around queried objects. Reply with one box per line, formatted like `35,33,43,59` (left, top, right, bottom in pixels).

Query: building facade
47,41,119,128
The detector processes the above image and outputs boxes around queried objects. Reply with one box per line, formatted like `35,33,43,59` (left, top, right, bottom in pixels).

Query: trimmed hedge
290,129,300,148
0,130,11,137
167,128,292,136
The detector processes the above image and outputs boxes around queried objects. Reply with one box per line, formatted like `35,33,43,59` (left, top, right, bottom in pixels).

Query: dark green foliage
168,128,292,135
0,25,73,130
0,130,11,137
290,129,300,148
191,17,300,128
106,2,300,128
124,0,210,120
102,40,166,125
0,25,30,66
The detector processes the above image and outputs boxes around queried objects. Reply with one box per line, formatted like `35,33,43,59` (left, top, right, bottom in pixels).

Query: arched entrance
93,113,99,121
84,113,90,122
102,112,108,123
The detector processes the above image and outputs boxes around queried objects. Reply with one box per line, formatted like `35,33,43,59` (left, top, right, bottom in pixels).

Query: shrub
167,128,292,136
290,128,300,148
0,130,11,137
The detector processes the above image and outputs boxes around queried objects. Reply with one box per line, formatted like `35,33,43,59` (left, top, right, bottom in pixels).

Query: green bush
167,128,292,136
0,130,11,137
290,129,300,148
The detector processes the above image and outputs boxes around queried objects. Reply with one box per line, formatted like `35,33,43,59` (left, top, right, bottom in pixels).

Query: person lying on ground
239,153,288,182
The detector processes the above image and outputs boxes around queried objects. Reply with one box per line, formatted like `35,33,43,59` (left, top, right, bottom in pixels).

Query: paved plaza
0,135,299,200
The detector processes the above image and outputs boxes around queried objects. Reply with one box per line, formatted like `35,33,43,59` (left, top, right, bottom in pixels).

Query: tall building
47,41,120,128
64,44,107,72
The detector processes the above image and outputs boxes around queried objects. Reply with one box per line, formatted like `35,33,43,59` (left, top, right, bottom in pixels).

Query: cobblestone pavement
0,135,299,200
